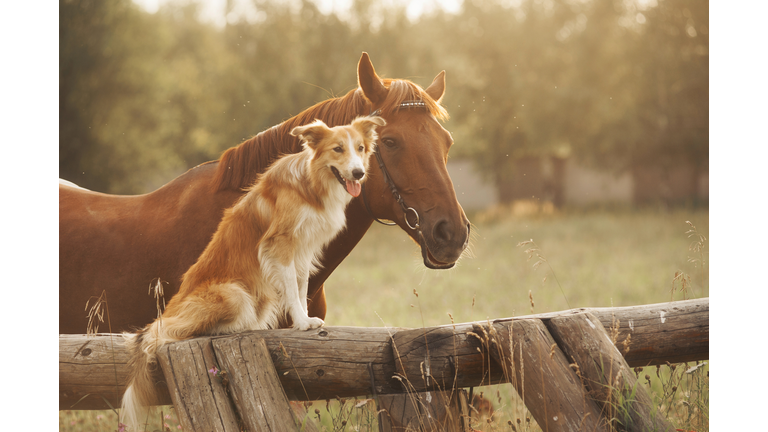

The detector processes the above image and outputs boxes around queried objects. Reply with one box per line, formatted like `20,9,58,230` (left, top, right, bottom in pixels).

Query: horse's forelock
380,79,449,121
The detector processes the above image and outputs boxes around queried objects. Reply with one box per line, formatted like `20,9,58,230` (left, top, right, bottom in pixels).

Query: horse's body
59,53,470,334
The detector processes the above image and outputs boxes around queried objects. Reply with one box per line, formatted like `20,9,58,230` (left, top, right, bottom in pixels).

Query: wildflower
118,423,127,432
209,367,219,376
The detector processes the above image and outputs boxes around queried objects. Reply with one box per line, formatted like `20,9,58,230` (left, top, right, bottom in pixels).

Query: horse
59,52,470,334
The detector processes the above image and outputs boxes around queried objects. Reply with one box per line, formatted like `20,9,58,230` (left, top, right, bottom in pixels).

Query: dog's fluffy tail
120,322,166,430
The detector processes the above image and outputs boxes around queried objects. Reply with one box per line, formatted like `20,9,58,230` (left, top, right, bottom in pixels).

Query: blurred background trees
60,0,708,201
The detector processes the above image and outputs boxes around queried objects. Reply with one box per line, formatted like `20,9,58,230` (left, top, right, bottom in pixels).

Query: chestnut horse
59,53,470,334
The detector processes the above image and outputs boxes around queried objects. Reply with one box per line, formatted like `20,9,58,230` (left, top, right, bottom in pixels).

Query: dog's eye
334,146,343,153
358,145,364,152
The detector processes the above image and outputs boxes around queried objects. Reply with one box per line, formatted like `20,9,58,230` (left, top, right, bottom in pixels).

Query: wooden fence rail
60,297,708,412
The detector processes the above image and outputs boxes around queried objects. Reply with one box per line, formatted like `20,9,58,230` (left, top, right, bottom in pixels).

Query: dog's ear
352,116,386,145
290,119,330,149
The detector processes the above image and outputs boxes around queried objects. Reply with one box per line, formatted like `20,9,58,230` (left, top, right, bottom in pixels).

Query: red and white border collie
120,115,385,429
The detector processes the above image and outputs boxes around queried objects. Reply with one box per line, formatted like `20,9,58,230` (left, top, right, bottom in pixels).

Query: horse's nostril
352,169,365,180
433,219,452,244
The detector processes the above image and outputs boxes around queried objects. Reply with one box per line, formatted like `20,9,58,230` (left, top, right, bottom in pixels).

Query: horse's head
356,53,470,269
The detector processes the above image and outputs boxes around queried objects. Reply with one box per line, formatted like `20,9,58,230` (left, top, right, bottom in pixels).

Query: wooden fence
60,297,708,431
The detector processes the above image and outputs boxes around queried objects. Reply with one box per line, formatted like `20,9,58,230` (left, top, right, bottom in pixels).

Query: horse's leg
307,284,327,320
306,200,373,322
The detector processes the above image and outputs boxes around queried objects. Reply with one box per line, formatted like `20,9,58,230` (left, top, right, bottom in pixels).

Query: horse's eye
381,138,396,148
334,146,343,153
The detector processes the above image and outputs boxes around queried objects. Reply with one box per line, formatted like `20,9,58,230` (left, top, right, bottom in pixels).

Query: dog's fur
120,116,385,430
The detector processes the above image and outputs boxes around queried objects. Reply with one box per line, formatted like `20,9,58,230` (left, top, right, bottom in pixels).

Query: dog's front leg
278,261,324,331
297,274,309,315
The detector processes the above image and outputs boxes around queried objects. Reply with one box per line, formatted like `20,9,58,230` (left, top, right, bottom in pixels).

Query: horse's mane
212,78,449,192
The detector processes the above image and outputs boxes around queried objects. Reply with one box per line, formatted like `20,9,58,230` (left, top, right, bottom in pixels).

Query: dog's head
290,116,385,197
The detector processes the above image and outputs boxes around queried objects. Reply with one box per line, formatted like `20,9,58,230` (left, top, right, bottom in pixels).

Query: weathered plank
258,326,402,400
488,319,611,432
59,333,169,410
546,312,676,432
551,298,709,366
156,338,241,432
391,324,502,394
59,298,709,410
211,335,299,432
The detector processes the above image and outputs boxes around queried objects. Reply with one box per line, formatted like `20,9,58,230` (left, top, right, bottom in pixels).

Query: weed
671,220,708,301
516,239,571,310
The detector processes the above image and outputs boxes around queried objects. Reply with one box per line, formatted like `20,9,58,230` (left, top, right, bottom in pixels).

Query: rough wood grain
585,298,709,366
211,334,299,432
257,326,402,400
391,324,504,394
487,320,611,432
59,298,708,410
546,312,676,432
59,333,169,410
156,337,241,432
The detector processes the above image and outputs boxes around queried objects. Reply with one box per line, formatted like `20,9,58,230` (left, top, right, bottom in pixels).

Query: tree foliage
59,0,708,195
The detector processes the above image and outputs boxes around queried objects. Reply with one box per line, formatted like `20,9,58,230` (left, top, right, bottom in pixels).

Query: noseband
361,100,426,230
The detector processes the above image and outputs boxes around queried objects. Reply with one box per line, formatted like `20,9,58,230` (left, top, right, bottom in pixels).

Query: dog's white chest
296,202,347,248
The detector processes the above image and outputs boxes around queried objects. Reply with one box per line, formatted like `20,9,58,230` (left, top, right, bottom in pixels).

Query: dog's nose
352,169,365,180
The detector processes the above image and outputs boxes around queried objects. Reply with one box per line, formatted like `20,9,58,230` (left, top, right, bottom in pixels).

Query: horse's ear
290,119,330,149
425,70,446,103
358,52,388,105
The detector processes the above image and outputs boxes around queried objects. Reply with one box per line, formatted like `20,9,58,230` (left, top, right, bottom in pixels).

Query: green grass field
60,207,709,431
325,206,709,329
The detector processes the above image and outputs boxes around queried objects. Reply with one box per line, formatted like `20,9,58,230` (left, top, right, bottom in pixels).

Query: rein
362,100,426,230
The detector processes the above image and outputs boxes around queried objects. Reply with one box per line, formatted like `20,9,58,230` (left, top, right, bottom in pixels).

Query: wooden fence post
546,312,676,432
486,319,611,432
211,334,306,432
156,337,241,432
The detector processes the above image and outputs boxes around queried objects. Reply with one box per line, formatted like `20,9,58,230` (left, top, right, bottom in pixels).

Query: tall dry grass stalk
672,220,708,300
85,291,108,336
517,239,572,310
82,291,127,431
149,278,167,322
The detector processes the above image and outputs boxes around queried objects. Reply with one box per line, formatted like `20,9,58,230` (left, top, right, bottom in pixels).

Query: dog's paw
292,316,325,331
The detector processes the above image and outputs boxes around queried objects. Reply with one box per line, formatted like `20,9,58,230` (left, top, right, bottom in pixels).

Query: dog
119,115,385,430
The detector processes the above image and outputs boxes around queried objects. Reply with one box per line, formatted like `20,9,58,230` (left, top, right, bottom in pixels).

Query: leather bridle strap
362,100,425,230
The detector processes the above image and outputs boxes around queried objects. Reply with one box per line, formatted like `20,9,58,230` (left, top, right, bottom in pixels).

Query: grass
59,206,709,431
324,206,709,328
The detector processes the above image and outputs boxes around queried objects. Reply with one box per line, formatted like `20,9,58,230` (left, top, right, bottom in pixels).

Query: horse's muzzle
419,220,470,269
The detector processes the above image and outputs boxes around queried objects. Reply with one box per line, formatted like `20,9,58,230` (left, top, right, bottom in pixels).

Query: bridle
361,100,426,231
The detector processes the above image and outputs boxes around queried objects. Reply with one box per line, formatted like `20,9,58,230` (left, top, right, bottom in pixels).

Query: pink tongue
345,179,362,197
